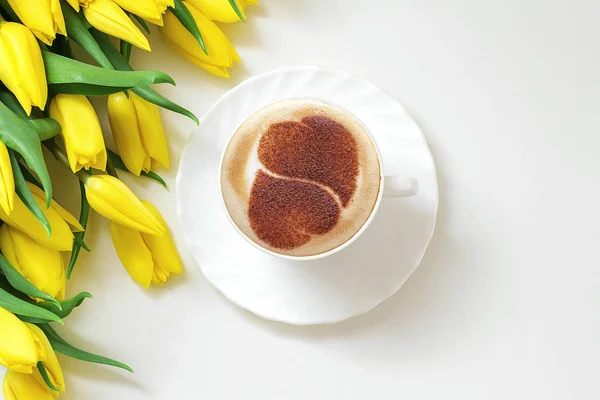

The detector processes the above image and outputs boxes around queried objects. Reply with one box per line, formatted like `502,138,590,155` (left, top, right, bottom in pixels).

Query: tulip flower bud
66,0,80,11
2,323,64,400
0,307,46,373
0,182,84,251
84,174,166,235
111,0,161,22
160,1,240,77
0,22,48,115
0,225,67,301
27,324,65,394
155,0,174,13
81,0,151,51
111,201,182,288
3,371,54,400
49,94,108,173
186,0,257,23
7,0,67,45
107,91,170,176
0,141,15,214
145,0,174,25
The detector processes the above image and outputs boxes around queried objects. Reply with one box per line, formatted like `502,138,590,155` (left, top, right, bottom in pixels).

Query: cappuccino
221,99,381,257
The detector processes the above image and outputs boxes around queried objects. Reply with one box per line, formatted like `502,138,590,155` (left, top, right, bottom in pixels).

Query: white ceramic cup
219,100,419,261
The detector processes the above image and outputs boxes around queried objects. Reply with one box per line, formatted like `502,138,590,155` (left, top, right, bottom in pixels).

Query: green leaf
0,253,61,308
0,92,28,118
38,324,133,373
90,29,199,125
120,40,132,62
130,13,151,34
42,51,176,87
67,181,90,279
134,85,199,125
37,362,60,391
228,0,246,22
107,149,168,189
0,287,62,323
9,150,51,237
0,97,52,208
142,171,168,189
49,83,130,96
171,0,207,54
39,291,92,318
30,118,62,141
61,2,113,68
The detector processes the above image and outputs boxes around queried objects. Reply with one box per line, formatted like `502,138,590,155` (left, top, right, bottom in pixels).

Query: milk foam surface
221,99,381,257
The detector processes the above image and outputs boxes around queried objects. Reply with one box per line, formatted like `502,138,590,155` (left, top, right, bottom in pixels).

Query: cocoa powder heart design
248,116,359,250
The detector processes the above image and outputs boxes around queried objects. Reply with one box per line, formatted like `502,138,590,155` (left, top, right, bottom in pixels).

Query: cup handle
384,176,419,198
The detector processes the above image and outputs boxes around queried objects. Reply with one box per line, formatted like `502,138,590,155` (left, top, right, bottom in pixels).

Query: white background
3,0,600,399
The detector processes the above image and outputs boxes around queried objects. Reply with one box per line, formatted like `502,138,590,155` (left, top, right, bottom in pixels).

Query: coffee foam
221,99,381,257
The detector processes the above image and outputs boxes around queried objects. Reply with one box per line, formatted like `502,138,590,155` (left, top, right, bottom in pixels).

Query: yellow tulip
27,324,65,394
66,0,79,11
155,0,174,13
144,0,174,25
7,0,66,45
186,0,257,23
2,324,64,400
110,201,182,288
0,307,45,373
81,0,151,51
111,0,161,22
107,91,170,176
0,141,15,214
0,182,84,251
160,2,240,77
49,94,107,173
0,225,66,301
0,22,48,116
84,174,165,235
3,371,54,400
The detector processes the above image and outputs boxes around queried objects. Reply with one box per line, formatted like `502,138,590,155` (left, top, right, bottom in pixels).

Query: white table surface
3,1,600,399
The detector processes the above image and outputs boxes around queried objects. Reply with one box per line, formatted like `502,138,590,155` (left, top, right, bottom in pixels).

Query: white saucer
176,67,439,325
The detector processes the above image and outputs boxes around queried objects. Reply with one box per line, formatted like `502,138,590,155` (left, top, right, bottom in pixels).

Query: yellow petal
160,4,237,73
49,94,107,172
0,307,44,373
0,189,74,251
155,0,174,12
26,183,84,232
110,221,154,288
0,22,48,115
26,324,65,393
85,175,165,235
107,92,147,176
112,0,161,21
7,0,66,45
168,40,231,77
0,142,15,214
130,92,170,170
66,0,80,11
3,371,54,400
186,0,246,23
141,201,182,275
83,0,151,51
0,225,66,301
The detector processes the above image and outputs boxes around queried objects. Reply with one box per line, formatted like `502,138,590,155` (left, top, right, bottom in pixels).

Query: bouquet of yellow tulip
0,0,257,398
